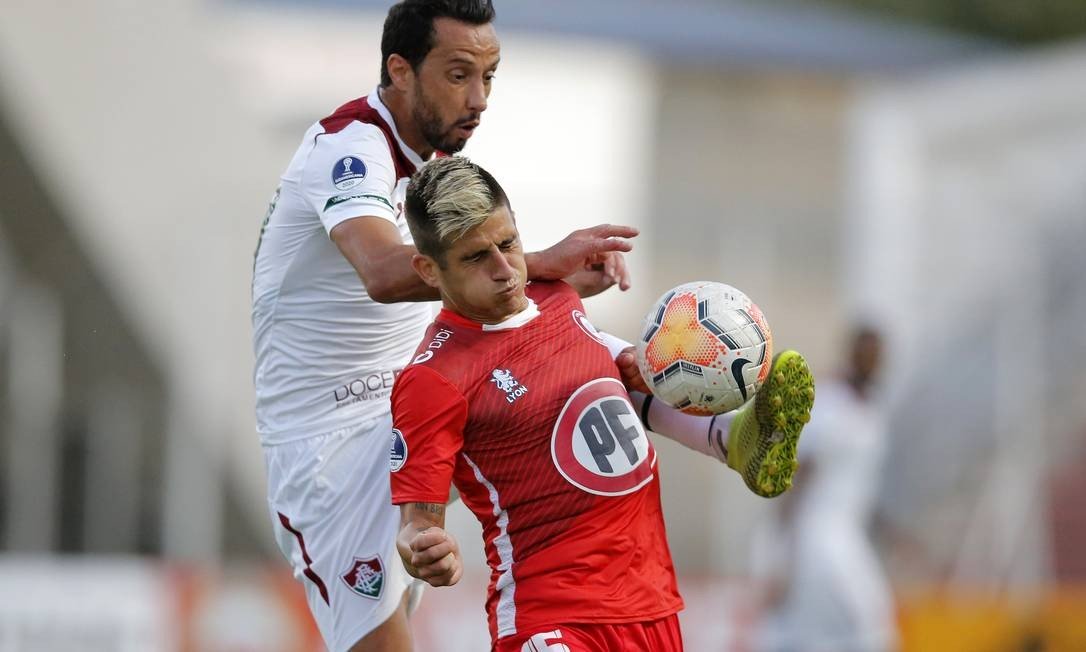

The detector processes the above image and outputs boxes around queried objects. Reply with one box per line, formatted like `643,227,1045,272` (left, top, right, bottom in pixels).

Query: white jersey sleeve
301,123,401,233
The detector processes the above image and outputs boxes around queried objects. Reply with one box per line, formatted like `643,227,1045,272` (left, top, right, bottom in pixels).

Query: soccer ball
636,281,773,415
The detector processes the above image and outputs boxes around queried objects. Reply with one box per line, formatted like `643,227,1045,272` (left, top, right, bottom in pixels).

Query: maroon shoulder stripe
318,96,417,179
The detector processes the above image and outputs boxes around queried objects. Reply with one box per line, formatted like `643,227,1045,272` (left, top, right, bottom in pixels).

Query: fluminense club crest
341,556,384,600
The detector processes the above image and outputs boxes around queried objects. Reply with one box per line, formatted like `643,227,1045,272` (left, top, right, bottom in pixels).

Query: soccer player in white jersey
752,327,898,652
251,2,638,650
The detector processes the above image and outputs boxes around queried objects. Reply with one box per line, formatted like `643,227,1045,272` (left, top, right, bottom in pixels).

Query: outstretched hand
528,224,638,282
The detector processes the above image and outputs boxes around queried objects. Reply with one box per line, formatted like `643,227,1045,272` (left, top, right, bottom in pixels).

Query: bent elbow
364,278,399,303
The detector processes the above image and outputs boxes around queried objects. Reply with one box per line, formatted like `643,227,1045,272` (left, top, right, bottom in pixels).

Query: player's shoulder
317,96,384,137
392,363,468,423
298,102,393,189
405,320,470,372
395,360,458,396
306,96,389,152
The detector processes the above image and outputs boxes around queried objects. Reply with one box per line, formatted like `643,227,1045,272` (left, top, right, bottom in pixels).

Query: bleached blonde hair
405,156,509,265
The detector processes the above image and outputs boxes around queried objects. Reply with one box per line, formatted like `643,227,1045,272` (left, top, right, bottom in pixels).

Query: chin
441,141,467,154
491,293,523,313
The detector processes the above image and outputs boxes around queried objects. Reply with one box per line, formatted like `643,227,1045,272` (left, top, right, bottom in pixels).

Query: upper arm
329,214,412,284
301,125,437,300
390,367,469,505
300,124,399,233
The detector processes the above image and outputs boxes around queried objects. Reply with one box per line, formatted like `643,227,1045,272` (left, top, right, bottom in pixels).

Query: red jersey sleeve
390,365,468,505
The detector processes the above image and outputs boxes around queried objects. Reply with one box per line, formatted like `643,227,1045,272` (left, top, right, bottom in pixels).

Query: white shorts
264,414,410,652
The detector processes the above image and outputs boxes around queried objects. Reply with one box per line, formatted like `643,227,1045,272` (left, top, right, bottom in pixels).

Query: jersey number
521,629,570,652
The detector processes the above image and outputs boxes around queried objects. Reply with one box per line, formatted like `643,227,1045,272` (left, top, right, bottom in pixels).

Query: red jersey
390,281,683,642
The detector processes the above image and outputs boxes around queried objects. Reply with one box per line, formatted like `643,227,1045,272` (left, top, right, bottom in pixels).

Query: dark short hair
405,156,509,266
380,0,496,87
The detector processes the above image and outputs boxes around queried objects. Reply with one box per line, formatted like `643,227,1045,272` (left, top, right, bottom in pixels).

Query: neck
442,295,529,326
378,85,435,160
846,373,871,401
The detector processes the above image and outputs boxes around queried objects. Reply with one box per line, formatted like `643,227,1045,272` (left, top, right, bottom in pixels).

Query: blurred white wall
847,41,1086,591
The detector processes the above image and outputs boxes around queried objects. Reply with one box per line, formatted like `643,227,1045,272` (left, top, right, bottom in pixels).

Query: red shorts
495,614,683,652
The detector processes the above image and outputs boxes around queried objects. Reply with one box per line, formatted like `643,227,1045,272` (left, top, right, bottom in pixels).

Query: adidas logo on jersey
491,369,528,404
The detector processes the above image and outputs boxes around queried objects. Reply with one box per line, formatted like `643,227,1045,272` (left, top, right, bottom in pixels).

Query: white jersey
252,88,433,444
794,380,888,529
753,379,897,652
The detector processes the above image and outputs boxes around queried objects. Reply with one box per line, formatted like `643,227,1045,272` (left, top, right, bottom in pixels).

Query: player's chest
460,306,613,413
463,346,658,497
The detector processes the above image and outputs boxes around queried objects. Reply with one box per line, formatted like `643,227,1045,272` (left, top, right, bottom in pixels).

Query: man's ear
386,54,415,92
411,253,441,289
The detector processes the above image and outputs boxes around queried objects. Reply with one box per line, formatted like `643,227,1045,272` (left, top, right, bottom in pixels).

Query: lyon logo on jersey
341,556,384,600
550,378,655,496
491,369,528,403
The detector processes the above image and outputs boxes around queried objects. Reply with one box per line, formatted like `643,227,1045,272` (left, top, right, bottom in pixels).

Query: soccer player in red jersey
390,156,685,651
389,156,816,650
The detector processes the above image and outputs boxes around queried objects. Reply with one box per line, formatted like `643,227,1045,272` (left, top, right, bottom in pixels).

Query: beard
413,88,476,155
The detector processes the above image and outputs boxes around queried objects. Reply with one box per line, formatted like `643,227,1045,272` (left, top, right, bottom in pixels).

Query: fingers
616,349,636,369
418,551,460,587
604,254,617,282
587,252,630,292
410,528,455,561
609,252,631,291
579,225,637,259
585,237,633,255
585,224,639,240
409,528,461,586
615,348,651,394
585,253,608,268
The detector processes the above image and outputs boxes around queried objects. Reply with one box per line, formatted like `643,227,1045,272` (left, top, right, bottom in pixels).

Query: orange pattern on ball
645,293,727,373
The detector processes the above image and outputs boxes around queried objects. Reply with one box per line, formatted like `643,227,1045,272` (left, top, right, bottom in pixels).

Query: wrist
524,250,555,280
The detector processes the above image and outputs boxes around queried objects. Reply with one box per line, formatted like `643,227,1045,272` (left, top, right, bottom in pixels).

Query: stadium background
1,0,1085,649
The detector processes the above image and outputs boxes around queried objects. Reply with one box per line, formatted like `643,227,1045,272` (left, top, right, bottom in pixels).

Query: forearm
630,392,731,463
330,218,440,302
600,331,731,462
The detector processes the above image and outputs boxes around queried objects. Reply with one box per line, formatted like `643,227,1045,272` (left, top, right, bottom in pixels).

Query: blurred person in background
250,1,635,650
751,325,898,652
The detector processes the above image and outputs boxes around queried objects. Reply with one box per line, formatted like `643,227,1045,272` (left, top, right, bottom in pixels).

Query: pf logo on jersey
550,378,655,496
